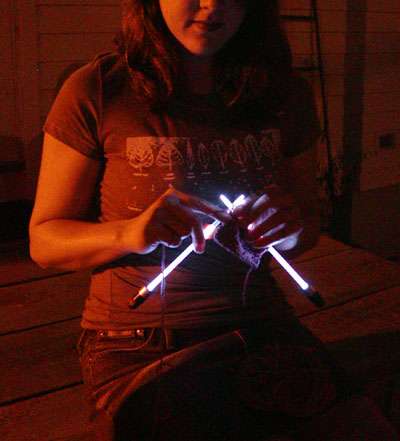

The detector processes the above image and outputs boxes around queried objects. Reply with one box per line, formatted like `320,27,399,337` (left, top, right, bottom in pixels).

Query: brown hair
113,0,293,111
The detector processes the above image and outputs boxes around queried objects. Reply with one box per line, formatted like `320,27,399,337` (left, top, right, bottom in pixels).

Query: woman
29,1,396,440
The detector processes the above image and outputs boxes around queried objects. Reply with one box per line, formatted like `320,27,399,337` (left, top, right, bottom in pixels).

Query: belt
97,324,243,350
98,329,147,339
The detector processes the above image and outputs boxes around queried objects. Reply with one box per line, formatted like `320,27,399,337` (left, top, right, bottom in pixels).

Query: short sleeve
43,60,103,160
281,75,321,158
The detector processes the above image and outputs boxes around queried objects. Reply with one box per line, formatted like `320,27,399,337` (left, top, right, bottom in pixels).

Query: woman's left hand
232,185,303,250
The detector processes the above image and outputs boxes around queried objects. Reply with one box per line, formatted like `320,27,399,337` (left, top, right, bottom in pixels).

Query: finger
245,193,296,231
161,199,206,253
250,223,303,249
166,188,231,224
246,207,299,240
191,221,206,254
232,195,256,218
158,226,183,248
147,220,183,249
233,194,271,229
160,209,193,238
245,194,272,223
233,186,281,218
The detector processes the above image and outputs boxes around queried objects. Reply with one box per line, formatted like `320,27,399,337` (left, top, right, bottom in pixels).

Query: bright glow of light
147,220,220,293
267,246,309,290
219,194,233,210
219,195,310,291
147,243,195,292
219,194,245,211
143,196,244,294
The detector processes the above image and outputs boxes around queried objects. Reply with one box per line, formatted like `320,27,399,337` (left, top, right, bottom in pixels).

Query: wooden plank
38,5,120,34
304,285,400,342
0,244,397,407
366,0,400,11
364,90,400,114
294,234,351,258
280,0,347,11
1,251,397,405
366,12,400,33
273,248,400,315
40,87,56,121
301,286,400,411
283,10,347,33
0,36,13,76
39,33,115,62
288,32,346,55
0,319,81,405
0,385,93,441
0,271,89,334
0,235,345,332
1,288,399,440
269,234,351,270
39,60,85,90
0,96,17,140
37,0,119,5
366,32,400,53
0,257,69,287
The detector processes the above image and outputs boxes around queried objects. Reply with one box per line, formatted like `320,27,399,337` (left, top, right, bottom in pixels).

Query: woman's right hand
121,187,231,255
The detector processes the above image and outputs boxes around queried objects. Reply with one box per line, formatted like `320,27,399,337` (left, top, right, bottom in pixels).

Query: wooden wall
349,0,400,258
361,0,400,191
37,0,120,125
0,0,121,203
0,0,25,202
0,0,399,256
0,0,18,140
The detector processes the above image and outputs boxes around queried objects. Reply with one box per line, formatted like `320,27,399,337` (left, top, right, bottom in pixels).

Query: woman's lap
77,319,362,441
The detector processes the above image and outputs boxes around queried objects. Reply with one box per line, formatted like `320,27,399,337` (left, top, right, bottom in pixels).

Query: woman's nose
199,0,225,10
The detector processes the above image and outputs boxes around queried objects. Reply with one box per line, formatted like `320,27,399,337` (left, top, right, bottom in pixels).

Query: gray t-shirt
44,52,320,329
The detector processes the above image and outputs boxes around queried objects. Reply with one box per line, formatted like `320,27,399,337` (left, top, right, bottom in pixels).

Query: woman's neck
181,56,215,95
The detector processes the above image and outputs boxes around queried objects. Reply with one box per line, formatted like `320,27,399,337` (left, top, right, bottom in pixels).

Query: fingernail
195,243,205,254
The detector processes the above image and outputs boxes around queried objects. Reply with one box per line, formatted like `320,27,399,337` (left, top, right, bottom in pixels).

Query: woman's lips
191,21,224,33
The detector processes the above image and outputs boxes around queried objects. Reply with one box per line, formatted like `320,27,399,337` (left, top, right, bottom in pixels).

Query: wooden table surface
0,235,399,440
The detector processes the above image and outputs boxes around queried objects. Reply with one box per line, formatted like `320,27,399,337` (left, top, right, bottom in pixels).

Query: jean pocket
92,328,162,354
76,329,97,358
88,332,163,388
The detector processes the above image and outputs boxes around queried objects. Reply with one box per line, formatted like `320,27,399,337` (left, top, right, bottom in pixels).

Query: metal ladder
281,0,336,230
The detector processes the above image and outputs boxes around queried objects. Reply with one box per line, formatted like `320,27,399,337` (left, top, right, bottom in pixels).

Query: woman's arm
29,133,134,270
30,134,230,271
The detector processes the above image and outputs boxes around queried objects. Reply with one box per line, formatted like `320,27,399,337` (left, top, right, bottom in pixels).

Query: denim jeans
76,319,355,441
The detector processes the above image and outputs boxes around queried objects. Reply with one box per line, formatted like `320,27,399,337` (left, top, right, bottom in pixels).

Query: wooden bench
0,235,399,440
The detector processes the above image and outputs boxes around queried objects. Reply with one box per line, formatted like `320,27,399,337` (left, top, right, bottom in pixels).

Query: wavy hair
113,0,293,111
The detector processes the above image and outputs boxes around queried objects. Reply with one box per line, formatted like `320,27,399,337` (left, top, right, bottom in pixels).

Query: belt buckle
99,329,146,339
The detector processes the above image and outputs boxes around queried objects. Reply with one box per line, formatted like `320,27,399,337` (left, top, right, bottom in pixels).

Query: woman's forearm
29,218,135,271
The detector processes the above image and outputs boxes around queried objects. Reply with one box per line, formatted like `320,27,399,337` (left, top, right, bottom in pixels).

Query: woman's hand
232,185,303,251
122,187,231,255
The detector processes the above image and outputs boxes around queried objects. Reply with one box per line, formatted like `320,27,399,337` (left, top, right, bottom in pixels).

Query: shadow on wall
0,62,85,244
26,62,86,201
0,136,28,242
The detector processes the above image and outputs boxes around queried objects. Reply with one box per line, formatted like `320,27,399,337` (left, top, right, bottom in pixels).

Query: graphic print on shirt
125,128,282,212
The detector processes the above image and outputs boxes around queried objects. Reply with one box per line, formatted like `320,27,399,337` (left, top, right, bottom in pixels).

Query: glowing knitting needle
219,194,325,308
128,195,245,309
